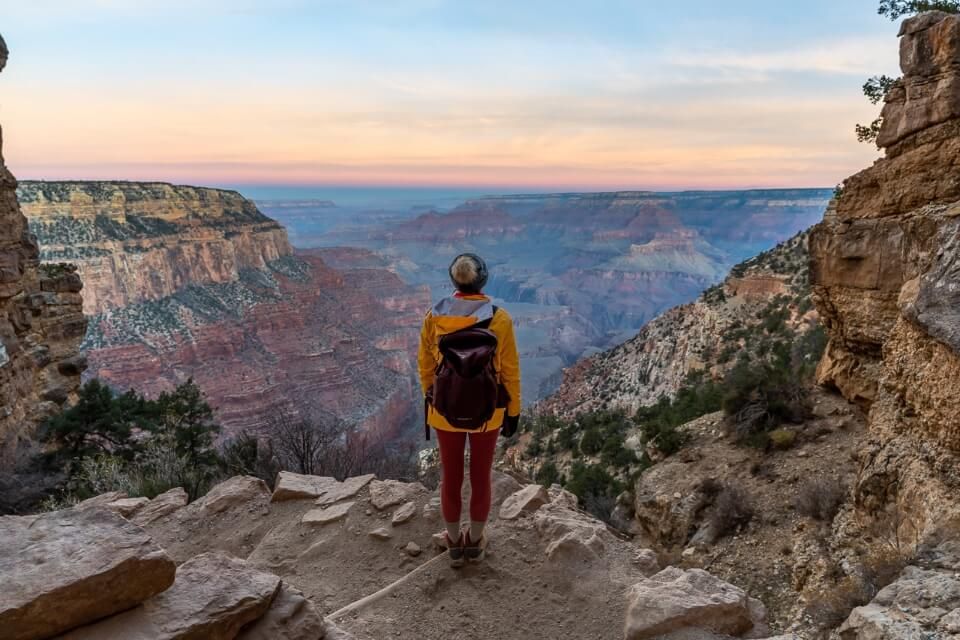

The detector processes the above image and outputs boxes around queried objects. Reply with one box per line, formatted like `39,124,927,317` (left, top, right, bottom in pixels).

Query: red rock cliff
19,181,291,314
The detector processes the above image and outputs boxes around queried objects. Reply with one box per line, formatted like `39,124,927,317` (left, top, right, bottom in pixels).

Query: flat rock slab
196,476,270,514
391,501,416,525
368,479,425,510
302,501,354,525
131,488,189,527
272,472,336,502
0,507,176,640
61,551,281,640
499,484,549,520
624,567,758,640
316,474,376,506
237,584,324,640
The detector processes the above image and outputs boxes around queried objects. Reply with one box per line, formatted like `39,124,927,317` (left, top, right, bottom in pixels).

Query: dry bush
795,478,847,522
698,477,723,499
710,483,755,539
804,545,911,633
858,547,909,598
266,410,417,482
866,502,920,558
804,576,871,632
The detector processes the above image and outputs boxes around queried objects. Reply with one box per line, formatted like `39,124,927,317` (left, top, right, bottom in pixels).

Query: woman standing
418,253,521,566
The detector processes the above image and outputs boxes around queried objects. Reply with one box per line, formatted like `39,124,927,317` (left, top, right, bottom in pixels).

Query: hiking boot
445,531,465,568
464,531,487,562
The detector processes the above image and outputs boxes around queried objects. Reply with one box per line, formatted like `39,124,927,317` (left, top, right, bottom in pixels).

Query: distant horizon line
16,177,836,196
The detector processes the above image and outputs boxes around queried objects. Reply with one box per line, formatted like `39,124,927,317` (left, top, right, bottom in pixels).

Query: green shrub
537,461,560,488
579,428,604,456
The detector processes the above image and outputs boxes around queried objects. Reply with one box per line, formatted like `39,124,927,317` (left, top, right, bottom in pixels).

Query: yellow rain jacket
418,293,521,432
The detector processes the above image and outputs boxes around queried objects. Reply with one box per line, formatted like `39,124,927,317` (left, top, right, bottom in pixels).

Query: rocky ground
2,471,792,640
625,389,867,629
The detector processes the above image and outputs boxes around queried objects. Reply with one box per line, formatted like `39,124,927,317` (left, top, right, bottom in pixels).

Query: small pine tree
39,379,150,467
152,379,221,469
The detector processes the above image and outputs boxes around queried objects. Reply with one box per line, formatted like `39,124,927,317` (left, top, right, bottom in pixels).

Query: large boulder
624,567,763,640
61,552,281,640
0,507,176,640
237,584,324,640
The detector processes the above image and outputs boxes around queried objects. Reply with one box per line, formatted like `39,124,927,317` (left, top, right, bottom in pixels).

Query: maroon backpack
426,311,507,437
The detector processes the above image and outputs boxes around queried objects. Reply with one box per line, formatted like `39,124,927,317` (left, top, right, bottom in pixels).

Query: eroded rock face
0,507,176,640
61,551,281,640
0,36,86,469
810,11,960,524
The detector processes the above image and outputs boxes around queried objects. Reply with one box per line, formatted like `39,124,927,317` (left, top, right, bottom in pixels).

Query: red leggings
435,428,499,523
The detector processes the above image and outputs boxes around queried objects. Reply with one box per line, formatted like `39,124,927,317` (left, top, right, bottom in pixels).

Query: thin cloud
669,36,896,76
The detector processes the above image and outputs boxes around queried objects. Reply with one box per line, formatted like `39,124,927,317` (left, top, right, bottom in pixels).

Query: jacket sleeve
417,311,437,397
496,310,522,416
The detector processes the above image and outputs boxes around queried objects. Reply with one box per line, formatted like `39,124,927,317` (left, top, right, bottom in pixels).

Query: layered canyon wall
543,231,816,417
19,181,428,438
810,10,960,525
0,38,87,461
19,181,291,315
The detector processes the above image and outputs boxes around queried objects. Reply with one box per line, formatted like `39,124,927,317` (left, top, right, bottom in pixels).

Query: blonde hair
451,255,480,289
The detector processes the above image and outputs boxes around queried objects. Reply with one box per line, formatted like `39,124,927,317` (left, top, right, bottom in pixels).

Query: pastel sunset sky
1,0,901,190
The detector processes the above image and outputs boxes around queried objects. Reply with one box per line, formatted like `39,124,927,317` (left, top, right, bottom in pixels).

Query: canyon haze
260,188,832,401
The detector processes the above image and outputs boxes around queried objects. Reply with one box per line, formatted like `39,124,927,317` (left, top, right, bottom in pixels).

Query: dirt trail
143,473,655,639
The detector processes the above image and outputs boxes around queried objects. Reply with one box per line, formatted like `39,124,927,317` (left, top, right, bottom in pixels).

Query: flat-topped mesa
19,181,292,314
0,36,86,466
810,11,960,518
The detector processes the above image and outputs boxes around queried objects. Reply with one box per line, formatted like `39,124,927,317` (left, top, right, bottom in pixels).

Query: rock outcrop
811,10,960,527
0,38,86,465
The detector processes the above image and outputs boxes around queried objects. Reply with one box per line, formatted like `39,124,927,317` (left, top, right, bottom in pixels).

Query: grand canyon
14,182,830,442
6,6,960,640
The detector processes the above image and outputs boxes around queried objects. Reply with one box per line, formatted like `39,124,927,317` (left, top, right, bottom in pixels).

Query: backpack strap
474,305,498,330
